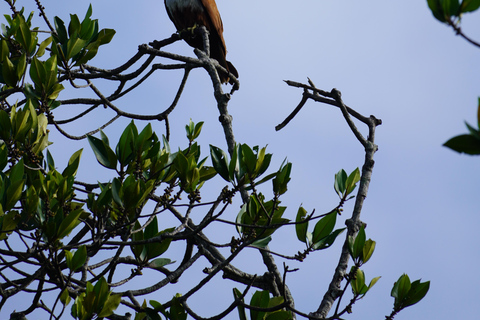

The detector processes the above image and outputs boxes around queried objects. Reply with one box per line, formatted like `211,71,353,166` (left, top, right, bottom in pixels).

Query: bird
164,0,238,84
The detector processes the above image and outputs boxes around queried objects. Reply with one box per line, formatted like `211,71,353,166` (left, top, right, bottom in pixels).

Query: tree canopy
10,0,480,319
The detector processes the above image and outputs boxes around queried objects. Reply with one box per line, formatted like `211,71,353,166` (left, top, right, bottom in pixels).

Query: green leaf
254,146,272,177
362,239,376,263
0,144,7,171
265,311,292,320
9,158,24,183
295,206,308,243
60,288,71,306
443,0,461,16
57,208,83,239
233,288,247,320
210,145,230,182
87,134,117,169
170,296,187,320
46,149,55,171
241,144,257,175
0,40,8,62
334,169,347,196
94,28,115,45
147,227,174,260
443,134,480,154
62,149,83,177
312,212,336,244
111,178,124,207
0,110,11,141
229,144,242,183
68,13,81,37
368,276,381,290
345,167,360,195
71,245,87,271
54,16,68,43
16,53,26,80
36,36,52,57
198,166,217,183
403,279,430,308
97,294,121,317
351,268,367,295
391,274,411,308
352,225,366,260
312,227,346,250
272,162,291,195
66,37,87,60
5,179,24,211
2,56,17,87
116,122,135,167
65,249,73,270
461,0,480,13
193,121,203,140
250,290,269,320
16,15,33,53
250,236,272,249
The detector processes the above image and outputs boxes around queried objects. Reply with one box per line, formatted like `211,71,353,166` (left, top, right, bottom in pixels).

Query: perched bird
164,0,238,84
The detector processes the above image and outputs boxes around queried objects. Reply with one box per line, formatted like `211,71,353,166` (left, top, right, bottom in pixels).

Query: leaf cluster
428,0,480,22
443,99,480,154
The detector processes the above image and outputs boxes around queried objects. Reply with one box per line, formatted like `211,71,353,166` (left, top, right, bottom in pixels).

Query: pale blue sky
1,1,479,319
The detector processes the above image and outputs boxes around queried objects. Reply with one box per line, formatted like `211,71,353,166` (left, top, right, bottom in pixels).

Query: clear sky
1,0,479,319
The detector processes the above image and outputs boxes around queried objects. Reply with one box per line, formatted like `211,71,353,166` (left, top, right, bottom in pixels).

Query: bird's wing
200,0,226,50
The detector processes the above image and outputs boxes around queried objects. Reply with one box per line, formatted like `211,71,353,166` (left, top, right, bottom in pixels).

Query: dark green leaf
2,56,17,87
272,162,291,195
62,149,83,177
403,280,430,308
71,245,87,271
57,208,83,239
0,144,7,171
443,134,480,155
352,225,366,260
9,158,24,183
295,206,308,243
5,179,24,211
250,290,269,320
16,53,26,80
16,16,33,53
241,144,257,175
68,14,81,37
443,0,461,16
46,149,55,171
391,274,411,309
116,122,135,166
54,16,68,44
87,135,117,169
233,288,247,320
0,110,11,141
97,294,121,317
170,296,187,320
334,169,347,196
312,227,346,250
210,145,230,182
111,178,123,207
250,236,272,249
312,212,336,244
265,311,292,320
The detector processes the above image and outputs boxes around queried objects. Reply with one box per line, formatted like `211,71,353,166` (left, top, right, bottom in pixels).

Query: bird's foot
179,24,199,37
